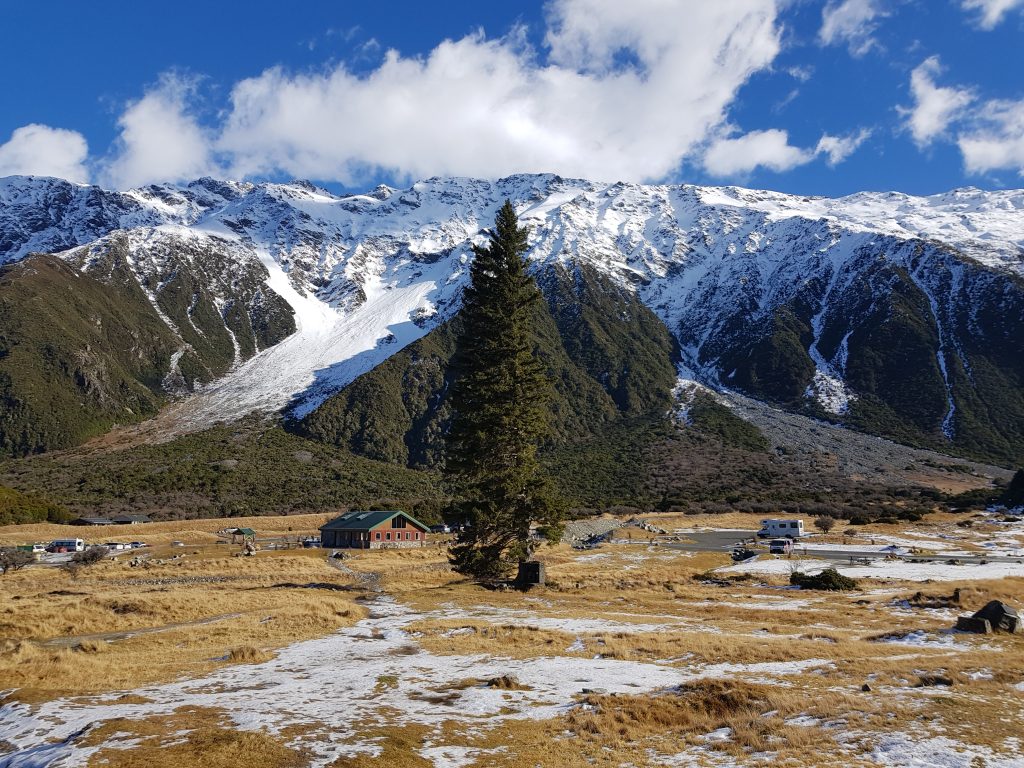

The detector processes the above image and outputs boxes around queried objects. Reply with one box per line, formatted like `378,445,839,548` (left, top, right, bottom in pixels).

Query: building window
415,532,419,540
375,532,381,540
393,516,407,528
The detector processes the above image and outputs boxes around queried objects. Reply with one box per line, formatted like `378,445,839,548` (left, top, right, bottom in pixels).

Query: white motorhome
757,519,805,539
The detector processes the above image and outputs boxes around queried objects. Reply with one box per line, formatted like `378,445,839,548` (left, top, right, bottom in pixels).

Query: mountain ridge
1,173,1022,465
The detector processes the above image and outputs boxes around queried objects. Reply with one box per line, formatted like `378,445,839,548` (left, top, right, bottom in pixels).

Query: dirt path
326,553,383,593
40,612,243,649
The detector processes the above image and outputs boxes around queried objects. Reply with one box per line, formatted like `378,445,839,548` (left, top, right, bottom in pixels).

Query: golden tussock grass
565,679,859,756
83,706,309,768
327,724,434,768
0,511,334,547
409,621,575,659
227,645,274,664
343,546,456,592
0,548,365,701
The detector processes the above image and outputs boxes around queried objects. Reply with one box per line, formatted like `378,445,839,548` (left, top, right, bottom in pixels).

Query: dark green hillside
0,484,68,525
721,305,815,405
539,265,678,415
707,256,1024,467
0,254,180,457
944,272,1024,465
844,267,949,444
298,263,679,468
72,236,296,387
297,320,460,467
0,237,297,459
0,419,441,521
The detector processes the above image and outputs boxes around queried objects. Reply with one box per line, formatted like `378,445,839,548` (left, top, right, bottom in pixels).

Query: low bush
790,568,858,591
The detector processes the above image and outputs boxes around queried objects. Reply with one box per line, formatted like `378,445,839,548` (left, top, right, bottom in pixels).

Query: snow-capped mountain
1,173,1022,462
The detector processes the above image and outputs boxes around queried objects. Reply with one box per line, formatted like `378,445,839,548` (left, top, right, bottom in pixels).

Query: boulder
955,616,992,634
972,600,1021,633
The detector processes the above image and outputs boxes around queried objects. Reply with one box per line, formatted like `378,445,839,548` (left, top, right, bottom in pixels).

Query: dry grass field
1,512,1023,767
0,512,332,548
0,535,365,703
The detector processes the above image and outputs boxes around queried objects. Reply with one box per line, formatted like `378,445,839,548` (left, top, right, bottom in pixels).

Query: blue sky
1,0,1023,196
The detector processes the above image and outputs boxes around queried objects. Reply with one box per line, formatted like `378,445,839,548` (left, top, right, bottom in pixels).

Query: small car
769,538,793,555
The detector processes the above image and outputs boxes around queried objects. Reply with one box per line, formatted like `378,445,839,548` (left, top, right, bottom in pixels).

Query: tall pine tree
446,200,563,581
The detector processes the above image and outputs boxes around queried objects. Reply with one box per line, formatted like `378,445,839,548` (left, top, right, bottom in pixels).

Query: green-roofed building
229,527,257,544
320,510,430,549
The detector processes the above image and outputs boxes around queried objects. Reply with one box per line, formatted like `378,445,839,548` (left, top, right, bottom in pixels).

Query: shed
70,516,114,526
320,511,430,549
229,527,257,544
112,514,152,525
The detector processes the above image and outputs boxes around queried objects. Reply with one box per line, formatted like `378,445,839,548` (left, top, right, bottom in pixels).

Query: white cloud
92,0,781,187
102,74,215,188
816,128,872,166
819,0,887,56
958,98,1024,175
787,65,813,83
703,129,815,176
895,55,1024,176
703,125,871,176
961,0,1024,29
900,56,974,147
0,124,89,182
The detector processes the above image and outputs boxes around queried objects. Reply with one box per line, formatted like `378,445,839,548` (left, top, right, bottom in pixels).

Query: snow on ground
865,734,1024,768
691,598,816,611
719,555,1024,582
856,535,963,552
796,543,913,554
0,598,834,768
871,630,974,649
433,604,693,634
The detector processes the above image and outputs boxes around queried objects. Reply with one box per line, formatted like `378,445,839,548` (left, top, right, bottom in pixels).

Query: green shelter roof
320,511,429,533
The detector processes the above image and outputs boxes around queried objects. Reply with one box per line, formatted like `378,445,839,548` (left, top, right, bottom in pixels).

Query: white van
757,519,805,539
769,538,793,554
48,538,85,552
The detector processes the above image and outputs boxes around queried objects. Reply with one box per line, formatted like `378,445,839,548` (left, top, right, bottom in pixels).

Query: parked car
129,542,147,548
429,524,451,534
731,547,757,562
769,538,793,555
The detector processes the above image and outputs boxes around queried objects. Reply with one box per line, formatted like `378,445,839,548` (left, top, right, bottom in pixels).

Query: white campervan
757,519,805,539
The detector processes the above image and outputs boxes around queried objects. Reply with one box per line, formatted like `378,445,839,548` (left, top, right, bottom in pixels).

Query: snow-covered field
720,554,1024,582
0,598,831,768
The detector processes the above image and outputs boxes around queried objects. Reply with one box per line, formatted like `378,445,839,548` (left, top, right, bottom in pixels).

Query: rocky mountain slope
1,173,1022,465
